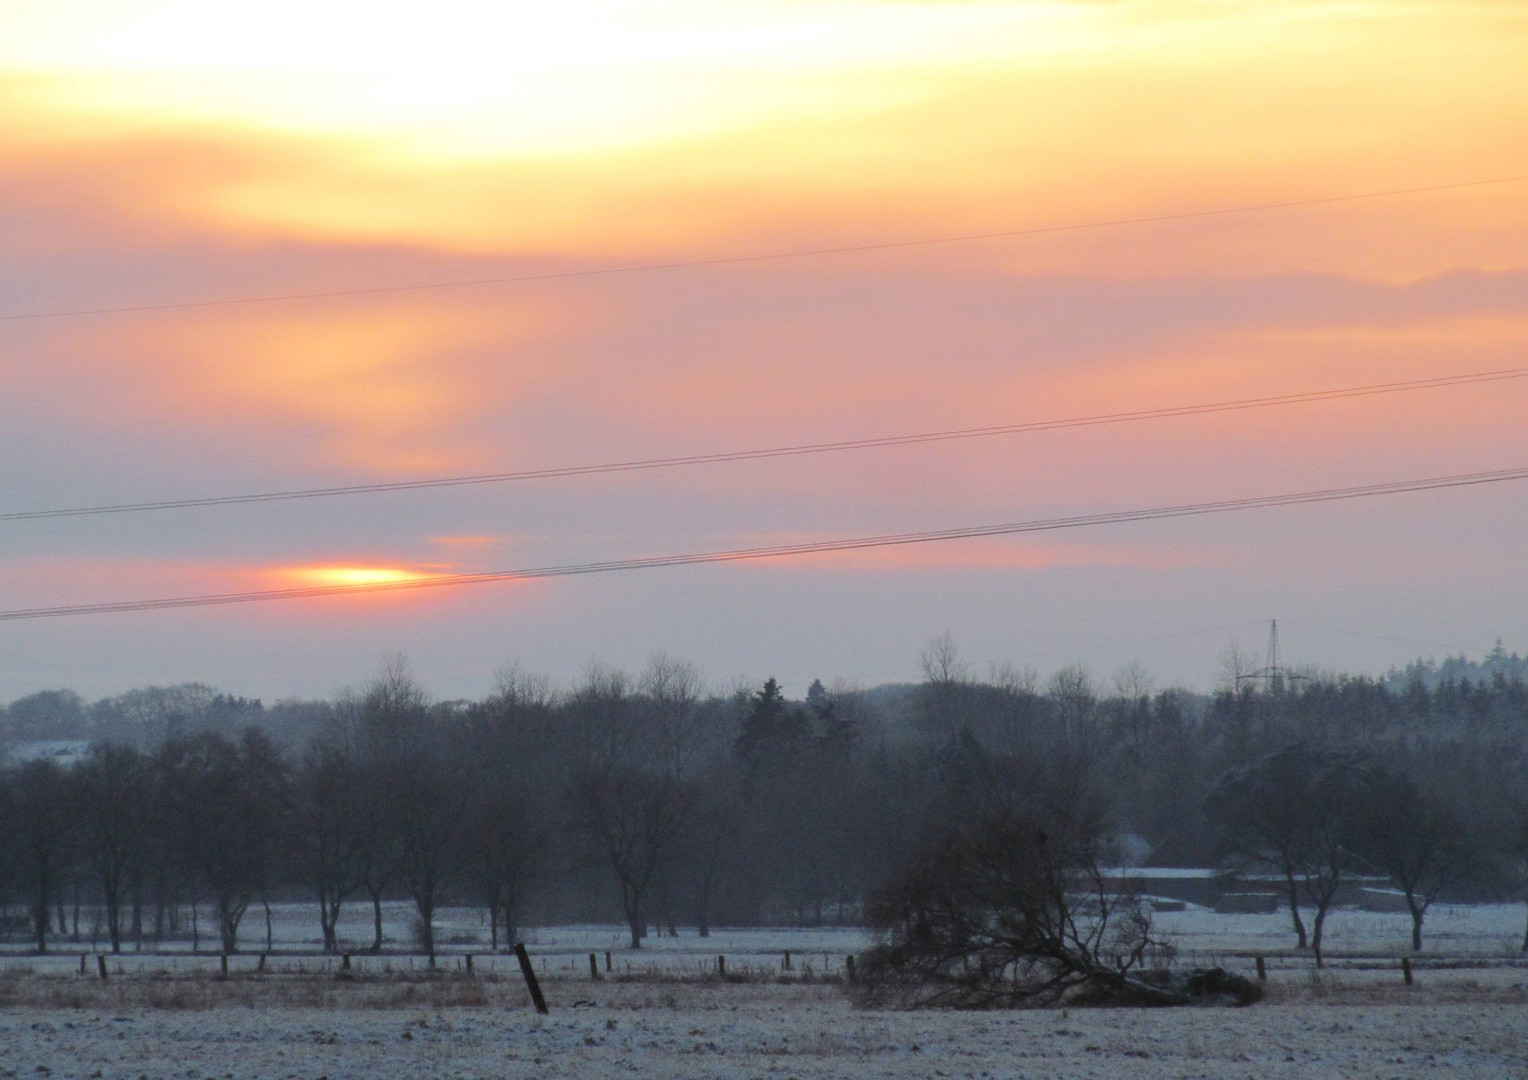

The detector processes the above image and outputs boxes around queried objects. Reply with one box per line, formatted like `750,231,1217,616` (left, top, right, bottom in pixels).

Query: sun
280,566,438,588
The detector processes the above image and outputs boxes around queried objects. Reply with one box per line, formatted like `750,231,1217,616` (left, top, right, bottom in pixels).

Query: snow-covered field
3,905,1528,1078
4,979,1528,1078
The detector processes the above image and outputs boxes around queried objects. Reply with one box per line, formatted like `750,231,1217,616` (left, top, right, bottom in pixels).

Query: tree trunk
368,886,385,953
318,893,337,953
694,869,714,938
152,883,166,944
32,893,49,954
623,883,644,949
1285,873,1307,949
1311,901,1331,969
417,899,435,956
1406,891,1426,952
218,897,241,954
106,890,122,954
500,900,518,951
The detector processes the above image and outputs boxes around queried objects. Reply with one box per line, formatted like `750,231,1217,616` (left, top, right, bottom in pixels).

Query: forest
3,639,1527,960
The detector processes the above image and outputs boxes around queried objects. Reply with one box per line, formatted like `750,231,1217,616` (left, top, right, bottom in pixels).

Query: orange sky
2,0,1526,699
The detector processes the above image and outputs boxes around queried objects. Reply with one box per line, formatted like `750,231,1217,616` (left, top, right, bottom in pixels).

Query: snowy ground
7,900,1526,975
3,906,1528,1078
3,979,1528,1079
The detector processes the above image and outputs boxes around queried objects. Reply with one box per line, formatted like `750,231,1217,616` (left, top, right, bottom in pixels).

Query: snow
3,982,1528,1078
3,906,1528,1077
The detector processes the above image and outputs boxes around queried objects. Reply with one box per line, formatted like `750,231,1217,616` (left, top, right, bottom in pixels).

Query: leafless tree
568,767,691,948
680,784,739,937
1349,763,1476,951
9,759,77,953
77,744,151,953
291,741,368,952
916,633,972,744
1048,664,1101,759
567,663,635,772
357,653,431,757
157,730,288,953
388,752,467,956
491,663,553,714
858,756,1175,1007
641,653,705,784
464,784,550,950
1206,744,1359,965
1219,642,1261,691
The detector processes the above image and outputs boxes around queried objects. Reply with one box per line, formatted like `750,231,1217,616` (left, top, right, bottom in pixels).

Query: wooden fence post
845,955,856,985
341,953,351,970
96,955,108,980
1401,957,1413,986
783,950,791,971
79,955,86,975
465,954,474,974
1255,956,1266,981
513,943,549,1014
605,951,612,973
589,953,601,981
257,954,266,973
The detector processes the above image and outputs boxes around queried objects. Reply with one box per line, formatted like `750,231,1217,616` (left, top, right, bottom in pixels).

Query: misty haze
3,1,1528,1076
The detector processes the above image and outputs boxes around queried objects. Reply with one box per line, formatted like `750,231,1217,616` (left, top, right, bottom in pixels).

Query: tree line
3,640,1528,957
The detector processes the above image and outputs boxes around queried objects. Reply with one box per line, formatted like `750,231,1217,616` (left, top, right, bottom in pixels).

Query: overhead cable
2,465,1522,621
7,366,1525,523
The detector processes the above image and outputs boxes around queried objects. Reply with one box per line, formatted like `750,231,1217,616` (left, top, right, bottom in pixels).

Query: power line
3,174,1525,324
8,365,1525,523
3,465,1522,621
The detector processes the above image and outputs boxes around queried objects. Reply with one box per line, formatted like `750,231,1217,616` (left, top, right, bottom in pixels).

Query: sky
2,0,1526,703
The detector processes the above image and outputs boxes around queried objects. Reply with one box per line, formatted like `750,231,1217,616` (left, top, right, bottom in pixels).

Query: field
3,904,1528,1078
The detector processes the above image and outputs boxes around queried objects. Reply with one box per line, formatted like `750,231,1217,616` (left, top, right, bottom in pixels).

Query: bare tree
464,785,550,949
77,744,151,953
641,653,705,784
491,663,553,715
568,768,691,948
567,663,634,772
357,653,431,757
9,759,77,953
344,656,433,952
388,751,467,956
158,731,288,954
1206,744,1359,965
1349,764,1476,951
1112,661,1155,702
1048,664,1101,758
912,633,972,744
1219,642,1261,691
291,741,368,952
858,756,1177,1007
352,769,400,954
681,784,739,937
